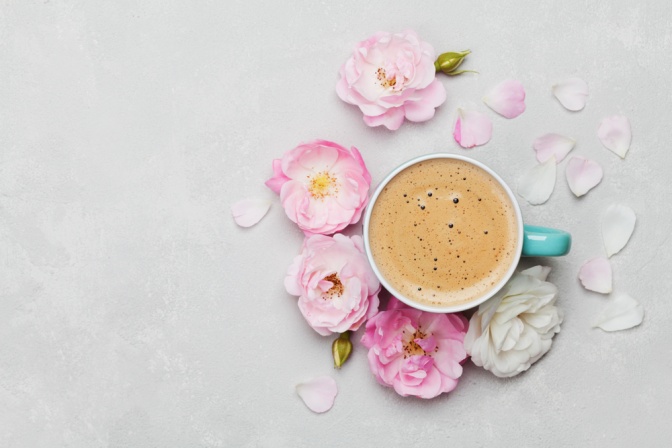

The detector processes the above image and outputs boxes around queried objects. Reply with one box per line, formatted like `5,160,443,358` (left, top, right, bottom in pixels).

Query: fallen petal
296,376,338,413
533,133,576,163
231,198,271,228
566,156,603,197
579,257,612,293
517,157,556,205
598,115,631,158
483,80,526,119
453,108,492,148
602,205,636,257
593,293,644,332
552,77,589,111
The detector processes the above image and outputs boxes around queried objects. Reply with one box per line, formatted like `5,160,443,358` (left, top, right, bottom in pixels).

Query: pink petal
453,108,492,148
552,77,589,111
231,198,271,227
598,115,631,158
404,79,447,122
533,133,575,163
404,100,437,123
363,107,405,130
414,335,437,352
517,157,556,205
265,159,290,194
483,80,526,119
579,257,612,294
295,376,338,413
565,156,603,197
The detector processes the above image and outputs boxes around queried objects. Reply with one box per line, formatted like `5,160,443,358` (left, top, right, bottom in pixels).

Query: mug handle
522,225,572,257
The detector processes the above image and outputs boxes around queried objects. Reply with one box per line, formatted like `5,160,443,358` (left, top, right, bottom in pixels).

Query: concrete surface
2,1,672,446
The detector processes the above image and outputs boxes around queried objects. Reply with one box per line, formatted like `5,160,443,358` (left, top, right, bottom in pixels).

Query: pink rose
285,234,380,336
361,298,468,399
336,30,446,130
265,140,371,236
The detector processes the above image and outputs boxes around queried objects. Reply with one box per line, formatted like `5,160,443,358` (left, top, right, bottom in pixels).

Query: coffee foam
369,158,519,308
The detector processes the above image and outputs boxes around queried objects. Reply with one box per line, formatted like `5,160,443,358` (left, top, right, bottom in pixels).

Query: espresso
369,158,519,308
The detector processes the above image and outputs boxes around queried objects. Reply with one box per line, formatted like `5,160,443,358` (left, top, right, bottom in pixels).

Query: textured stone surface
2,1,671,446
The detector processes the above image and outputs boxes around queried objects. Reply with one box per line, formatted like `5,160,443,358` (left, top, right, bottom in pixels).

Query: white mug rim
363,153,524,314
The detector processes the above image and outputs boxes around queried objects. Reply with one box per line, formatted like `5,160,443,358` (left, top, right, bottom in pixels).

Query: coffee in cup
368,157,519,309
365,154,571,313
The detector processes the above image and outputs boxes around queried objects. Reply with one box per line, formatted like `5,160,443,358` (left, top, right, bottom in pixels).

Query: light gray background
2,1,672,447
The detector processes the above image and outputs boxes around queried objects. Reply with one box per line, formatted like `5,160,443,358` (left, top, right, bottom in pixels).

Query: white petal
520,265,552,282
517,157,556,205
296,376,338,413
593,293,644,332
453,108,492,148
231,198,271,227
602,205,636,257
483,80,526,119
578,257,612,293
552,77,589,111
565,156,603,197
598,115,632,158
533,133,575,163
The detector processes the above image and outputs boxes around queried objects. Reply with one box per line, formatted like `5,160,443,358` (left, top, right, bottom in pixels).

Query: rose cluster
262,31,564,401
267,140,380,336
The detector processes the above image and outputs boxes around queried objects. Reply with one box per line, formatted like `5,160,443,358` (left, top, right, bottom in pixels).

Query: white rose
464,266,563,378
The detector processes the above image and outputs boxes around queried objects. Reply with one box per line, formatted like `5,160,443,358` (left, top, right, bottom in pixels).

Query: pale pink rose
336,30,446,130
361,298,468,399
285,234,380,336
265,140,371,236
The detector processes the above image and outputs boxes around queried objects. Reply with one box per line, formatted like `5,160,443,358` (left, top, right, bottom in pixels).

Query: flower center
323,273,344,298
404,329,427,356
308,171,338,199
376,61,411,91
401,327,438,358
376,67,398,89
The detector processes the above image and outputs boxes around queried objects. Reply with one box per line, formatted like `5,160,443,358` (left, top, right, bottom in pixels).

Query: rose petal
593,293,644,332
552,77,589,111
566,156,603,197
295,376,338,413
598,115,632,158
265,159,290,194
404,79,447,122
533,133,575,163
602,205,636,257
363,107,406,131
578,257,612,294
483,80,526,119
231,198,271,228
520,265,552,282
517,157,556,205
453,108,493,148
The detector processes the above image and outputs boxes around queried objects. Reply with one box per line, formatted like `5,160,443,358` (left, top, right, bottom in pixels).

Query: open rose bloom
265,140,371,236
464,266,563,378
361,298,468,399
336,30,446,130
285,234,380,336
